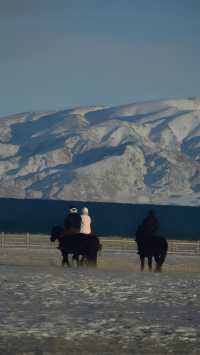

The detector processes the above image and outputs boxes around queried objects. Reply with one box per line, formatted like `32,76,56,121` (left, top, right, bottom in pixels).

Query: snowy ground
0,248,200,355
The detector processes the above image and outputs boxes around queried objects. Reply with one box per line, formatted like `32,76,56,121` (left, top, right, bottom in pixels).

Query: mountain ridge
1,97,200,205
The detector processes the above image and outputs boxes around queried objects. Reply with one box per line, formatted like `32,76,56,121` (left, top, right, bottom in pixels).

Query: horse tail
92,235,102,255
155,238,168,266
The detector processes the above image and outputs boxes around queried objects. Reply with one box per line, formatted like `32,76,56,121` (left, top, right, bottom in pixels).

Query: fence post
1,232,5,248
197,240,200,255
26,232,30,248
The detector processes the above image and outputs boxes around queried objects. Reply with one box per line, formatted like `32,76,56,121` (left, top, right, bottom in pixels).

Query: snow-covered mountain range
1,98,200,205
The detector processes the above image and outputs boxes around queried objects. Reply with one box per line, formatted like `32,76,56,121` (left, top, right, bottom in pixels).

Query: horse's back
61,233,100,254
136,235,168,257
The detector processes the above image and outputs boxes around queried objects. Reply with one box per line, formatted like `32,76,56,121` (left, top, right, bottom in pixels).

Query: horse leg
72,254,80,267
87,252,97,267
79,255,84,266
148,256,153,271
154,255,162,272
140,256,145,271
80,255,88,266
155,262,162,272
61,251,65,266
90,256,97,267
76,255,80,267
62,253,70,267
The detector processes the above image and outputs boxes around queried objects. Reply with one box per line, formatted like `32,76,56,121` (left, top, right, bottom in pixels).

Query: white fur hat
82,207,89,215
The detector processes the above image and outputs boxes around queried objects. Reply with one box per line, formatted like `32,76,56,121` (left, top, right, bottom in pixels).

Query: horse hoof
155,268,162,273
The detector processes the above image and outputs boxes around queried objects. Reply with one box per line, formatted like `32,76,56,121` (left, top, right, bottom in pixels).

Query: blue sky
0,0,200,116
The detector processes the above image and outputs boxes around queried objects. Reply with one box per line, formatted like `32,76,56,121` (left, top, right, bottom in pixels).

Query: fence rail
0,233,200,255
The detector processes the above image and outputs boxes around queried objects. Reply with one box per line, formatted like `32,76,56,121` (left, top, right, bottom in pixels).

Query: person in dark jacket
64,208,81,236
142,210,160,237
64,212,82,234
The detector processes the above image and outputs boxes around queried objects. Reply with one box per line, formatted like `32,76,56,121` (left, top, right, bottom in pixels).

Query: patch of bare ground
0,248,200,354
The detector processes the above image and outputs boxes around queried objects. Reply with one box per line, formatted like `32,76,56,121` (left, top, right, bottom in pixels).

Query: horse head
50,225,64,242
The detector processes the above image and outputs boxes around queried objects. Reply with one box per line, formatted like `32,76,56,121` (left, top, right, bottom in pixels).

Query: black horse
135,219,168,272
50,225,101,267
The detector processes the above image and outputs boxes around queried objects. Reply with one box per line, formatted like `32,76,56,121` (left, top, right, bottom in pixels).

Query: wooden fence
0,233,200,255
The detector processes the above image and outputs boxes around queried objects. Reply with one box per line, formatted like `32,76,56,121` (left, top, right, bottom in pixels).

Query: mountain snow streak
1,98,200,205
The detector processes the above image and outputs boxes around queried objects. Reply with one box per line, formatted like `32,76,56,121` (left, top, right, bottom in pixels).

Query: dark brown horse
50,225,101,267
135,221,168,272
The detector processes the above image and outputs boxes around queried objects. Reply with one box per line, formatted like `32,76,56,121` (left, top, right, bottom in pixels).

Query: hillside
1,98,200,205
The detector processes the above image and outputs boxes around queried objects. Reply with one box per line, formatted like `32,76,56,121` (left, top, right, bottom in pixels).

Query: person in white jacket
80,207,92,234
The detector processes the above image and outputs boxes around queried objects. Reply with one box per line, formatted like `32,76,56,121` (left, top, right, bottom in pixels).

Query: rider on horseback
135,210,167,272
142,209,160,237
64,212,82,236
